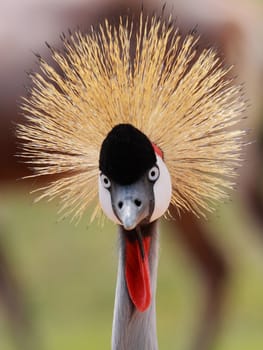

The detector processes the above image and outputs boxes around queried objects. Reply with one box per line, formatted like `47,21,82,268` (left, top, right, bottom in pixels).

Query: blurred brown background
1,1,263,349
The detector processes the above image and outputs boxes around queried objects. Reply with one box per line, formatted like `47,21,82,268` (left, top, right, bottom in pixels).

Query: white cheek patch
98,178,121,224
150,155,172,222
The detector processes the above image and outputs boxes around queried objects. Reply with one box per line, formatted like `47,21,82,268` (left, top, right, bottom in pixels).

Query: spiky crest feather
17,13,246,221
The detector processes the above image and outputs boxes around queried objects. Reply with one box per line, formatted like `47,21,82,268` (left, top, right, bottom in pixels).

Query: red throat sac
125,235,151,312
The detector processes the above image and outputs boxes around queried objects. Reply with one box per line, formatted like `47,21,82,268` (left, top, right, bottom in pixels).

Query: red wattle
125,236,151,312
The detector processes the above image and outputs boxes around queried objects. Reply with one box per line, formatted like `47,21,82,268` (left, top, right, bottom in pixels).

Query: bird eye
148,166,159,182
101,174,111,189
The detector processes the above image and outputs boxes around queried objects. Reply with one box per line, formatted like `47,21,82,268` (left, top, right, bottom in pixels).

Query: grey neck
111,221,159,350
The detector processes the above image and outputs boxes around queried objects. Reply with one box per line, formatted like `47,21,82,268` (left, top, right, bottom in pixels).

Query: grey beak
111,178,154,231
116,197,145,230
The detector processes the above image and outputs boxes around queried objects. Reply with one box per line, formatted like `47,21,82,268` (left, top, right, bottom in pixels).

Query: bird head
98,124,172,312
98,123,172,230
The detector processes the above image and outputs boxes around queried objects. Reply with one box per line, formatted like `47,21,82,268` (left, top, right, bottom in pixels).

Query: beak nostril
118,201,123,209
134,199,142,207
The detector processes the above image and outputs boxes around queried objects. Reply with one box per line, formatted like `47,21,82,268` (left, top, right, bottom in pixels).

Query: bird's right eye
101,174,111,189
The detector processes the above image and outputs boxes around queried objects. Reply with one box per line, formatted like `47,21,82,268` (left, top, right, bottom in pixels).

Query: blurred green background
1,0,263,349
1,186,263,349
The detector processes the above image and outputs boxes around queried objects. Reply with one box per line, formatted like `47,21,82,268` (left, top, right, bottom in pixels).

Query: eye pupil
101,174,111,189
148,166,159,181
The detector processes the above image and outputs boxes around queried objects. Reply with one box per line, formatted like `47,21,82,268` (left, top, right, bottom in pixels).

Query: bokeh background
1,0,263,349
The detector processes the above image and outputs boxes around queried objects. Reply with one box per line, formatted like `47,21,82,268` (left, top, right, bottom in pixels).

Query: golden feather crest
17,13,246,221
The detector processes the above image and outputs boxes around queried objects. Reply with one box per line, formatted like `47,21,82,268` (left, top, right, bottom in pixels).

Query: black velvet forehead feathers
99,124,157,185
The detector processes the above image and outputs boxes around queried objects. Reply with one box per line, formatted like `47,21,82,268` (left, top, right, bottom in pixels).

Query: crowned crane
17,11,246,350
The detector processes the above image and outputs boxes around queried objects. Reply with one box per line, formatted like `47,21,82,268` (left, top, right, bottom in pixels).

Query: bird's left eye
101,174,111,189
148,166,159,182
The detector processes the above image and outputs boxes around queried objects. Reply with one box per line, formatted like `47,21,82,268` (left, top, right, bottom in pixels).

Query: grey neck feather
112,221,159,350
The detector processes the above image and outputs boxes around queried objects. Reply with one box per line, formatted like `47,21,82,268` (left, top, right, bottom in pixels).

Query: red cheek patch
125,236,151,312
152,142,163,159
